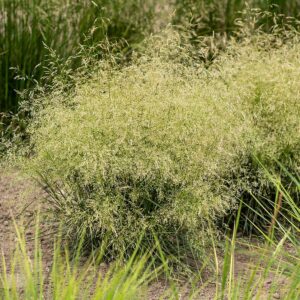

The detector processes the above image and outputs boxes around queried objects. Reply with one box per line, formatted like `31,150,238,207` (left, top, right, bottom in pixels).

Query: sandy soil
0,168,54,283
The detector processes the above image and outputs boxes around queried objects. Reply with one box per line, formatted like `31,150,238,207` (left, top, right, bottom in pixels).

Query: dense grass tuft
22,30,300,258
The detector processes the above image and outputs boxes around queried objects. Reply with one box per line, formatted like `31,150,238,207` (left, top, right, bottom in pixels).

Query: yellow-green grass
20,30,300,259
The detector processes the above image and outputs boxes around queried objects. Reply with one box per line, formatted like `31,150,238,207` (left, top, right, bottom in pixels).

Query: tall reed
0,0,156,113
174,0,300,36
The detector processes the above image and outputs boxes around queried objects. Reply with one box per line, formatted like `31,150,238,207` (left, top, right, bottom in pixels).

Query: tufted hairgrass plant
22,29,300,261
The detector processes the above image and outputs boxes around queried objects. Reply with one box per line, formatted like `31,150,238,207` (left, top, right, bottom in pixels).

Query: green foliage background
0,0,156,113
1,0,300,113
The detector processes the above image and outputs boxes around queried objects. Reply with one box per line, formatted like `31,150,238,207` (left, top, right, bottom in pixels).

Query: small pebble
273,292,280,299
4,220,9,226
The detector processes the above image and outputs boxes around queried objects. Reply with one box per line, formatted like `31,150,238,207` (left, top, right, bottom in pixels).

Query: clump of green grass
22,28,300,260
0,223,158,300
220,36,300,232
24,34,250,260
223,166,300,300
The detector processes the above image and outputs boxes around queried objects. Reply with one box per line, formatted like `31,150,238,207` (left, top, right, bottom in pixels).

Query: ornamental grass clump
211,37,300,231
25,31,300,258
